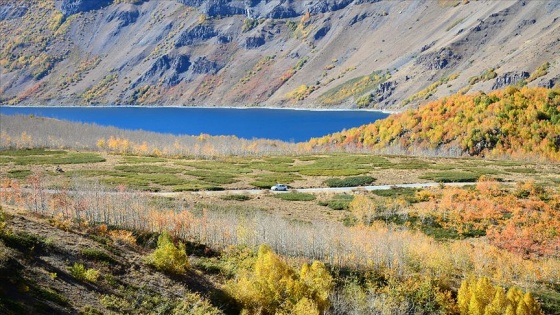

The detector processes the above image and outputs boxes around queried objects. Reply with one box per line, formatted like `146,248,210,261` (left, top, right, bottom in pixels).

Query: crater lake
0,107,390,142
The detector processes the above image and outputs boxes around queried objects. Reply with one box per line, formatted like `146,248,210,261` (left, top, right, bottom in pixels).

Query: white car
271,184,288,191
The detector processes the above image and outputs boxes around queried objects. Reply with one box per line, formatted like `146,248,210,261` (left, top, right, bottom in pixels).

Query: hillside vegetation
309,87,560,161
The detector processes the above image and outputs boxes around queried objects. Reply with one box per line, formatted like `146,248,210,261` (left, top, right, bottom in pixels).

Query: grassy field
1,149,558,192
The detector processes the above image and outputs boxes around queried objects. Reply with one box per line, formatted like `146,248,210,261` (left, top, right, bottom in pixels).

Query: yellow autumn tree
96,138,106,149
349,195,377,225
299,261,333,313
458,277,543,315
227,244,333,314
288,297,320,315
145,231,189,275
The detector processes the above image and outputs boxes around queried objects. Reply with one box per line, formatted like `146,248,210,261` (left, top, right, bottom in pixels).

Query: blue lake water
0,107,390,142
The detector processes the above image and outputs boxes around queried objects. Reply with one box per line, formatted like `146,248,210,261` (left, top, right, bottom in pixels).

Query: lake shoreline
0,104,399,115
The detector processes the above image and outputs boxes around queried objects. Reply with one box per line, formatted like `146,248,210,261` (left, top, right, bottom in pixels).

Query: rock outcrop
373,81,397,103
416,48,462,70
538,77,558,89
175,0,380,19
58,0,113,17
135,54,191,87
0,3,27,21
492,72,530,90
245,35,265,49
192,56,221,75
106,7,139,28
175,25,217,47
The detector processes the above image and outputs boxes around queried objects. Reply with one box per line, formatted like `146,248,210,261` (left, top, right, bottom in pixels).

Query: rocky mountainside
0,0,559,109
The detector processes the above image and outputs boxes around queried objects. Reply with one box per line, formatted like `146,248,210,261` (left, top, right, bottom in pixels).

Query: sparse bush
145,231,188,275
50,213,72,231
173,292,223,315
100,294,132,312
242,18,259,32
356,94,373,108
528,61,550,82
319,71,388,105
81,305,104,315
286,84,315,101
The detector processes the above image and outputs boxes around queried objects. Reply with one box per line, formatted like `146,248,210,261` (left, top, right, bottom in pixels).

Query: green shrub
356,94,373,108
392,159,435,170
250,173,301,188
0,231,43,253
0,148,66,156
242,18,259,32
115,164,181,174
318,194,354,210
13,152,106,165
185,170,237,185
319,71,387,105
528,61,550,82
173,292,223,315
7,169,32,179
70,263,100,283
370,187,420,201
504,167,537,174
274,192,316,201
221,194,252,201
36,287,69,306
120,156,167,164
324,176,375,187
299,168,368,176
0,206,6,231
81,305,104,315
173,183,223,192
419,171,479,183
146,231,188,275
80,248,116,264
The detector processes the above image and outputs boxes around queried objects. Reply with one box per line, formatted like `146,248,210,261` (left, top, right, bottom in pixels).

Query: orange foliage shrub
426,178,560,258
109,230,137,246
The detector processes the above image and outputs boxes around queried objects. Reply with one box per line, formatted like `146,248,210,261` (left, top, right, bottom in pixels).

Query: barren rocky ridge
0,0,559,109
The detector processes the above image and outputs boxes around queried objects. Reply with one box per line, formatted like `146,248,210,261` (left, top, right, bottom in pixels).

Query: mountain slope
308,86,560,161
0,0,559,109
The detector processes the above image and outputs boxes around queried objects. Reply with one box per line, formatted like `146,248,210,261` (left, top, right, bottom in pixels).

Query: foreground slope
0,0,558,108
0,205,225,314
308,87,560,161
